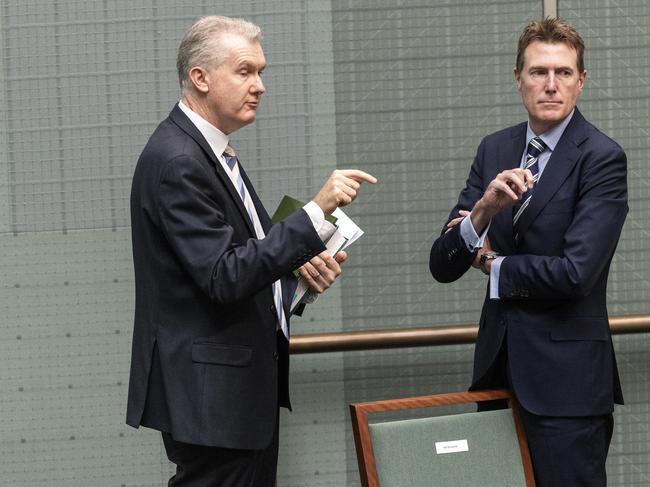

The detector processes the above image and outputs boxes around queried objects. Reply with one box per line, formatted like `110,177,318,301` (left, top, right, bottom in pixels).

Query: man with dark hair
127,15,376,487
430,18,626,486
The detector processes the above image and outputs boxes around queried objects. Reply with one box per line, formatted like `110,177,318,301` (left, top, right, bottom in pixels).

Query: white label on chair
434,439,469,454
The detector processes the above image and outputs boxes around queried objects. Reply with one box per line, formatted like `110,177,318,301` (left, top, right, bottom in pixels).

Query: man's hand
471,168,534,233
312,170,377,215
297,251,348,294
445,209,470,233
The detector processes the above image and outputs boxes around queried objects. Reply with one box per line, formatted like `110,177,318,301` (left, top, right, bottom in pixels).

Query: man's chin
233,113,257,130
243,111,257,123
538,111,567,124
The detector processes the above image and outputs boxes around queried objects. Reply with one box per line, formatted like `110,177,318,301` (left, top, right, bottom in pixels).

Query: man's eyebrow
237,60,266,70
528,65,574,71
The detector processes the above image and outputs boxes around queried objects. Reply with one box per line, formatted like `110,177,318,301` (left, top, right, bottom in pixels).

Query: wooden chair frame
350,389,536,487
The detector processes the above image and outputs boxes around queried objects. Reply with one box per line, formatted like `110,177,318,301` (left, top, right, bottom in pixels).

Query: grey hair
177,16,262,93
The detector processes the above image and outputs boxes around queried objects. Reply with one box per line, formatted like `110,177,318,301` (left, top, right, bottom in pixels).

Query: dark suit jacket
429,108,627,417
126,104,326,449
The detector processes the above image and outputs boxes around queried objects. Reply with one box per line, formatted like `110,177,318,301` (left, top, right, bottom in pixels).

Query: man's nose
545,73,557,92
253,74,265,94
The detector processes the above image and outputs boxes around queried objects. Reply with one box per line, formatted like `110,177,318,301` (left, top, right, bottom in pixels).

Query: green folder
271,195,337,225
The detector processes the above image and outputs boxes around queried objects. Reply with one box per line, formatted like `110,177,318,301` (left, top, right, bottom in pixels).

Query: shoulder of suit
141,116,205,161
481,121,527,143
571,117,625,155
474,122,526,152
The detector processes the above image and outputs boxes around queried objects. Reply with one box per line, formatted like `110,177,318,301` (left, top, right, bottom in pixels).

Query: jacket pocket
550,317,609,341
191,342,252,366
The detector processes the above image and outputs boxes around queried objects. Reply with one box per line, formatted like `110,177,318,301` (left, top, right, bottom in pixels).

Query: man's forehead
219,34,262,53
522,41,579,67
221,36,265,64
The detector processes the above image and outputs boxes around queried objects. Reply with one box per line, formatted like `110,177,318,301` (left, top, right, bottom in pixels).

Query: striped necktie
223,146,289,338
513,136,547,226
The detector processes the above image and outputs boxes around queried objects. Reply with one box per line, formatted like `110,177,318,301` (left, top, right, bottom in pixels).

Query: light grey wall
0,1,648,486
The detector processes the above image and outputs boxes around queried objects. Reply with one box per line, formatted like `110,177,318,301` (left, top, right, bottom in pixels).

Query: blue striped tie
223,146,289,338
513,136,547,226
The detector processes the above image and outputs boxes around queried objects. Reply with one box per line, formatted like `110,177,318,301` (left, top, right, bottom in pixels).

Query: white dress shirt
177,100,333,307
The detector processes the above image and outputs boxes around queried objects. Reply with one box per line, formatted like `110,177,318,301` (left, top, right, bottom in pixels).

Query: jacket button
273,351,279,361
270,304,277,314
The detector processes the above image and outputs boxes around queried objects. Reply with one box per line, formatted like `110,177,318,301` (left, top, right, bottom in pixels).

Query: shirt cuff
304,201,336,242
460,214,491,252
489,256,505,300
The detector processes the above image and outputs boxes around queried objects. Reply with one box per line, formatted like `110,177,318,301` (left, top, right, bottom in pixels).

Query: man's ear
514,68,522,91
578,70,587,91
188,66,209,93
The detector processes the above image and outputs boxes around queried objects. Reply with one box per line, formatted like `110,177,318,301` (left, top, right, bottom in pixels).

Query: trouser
519,408,613,487
162,412,280,487
475,335,614,486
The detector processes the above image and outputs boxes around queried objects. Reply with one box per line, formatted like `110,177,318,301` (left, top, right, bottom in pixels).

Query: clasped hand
297,251,348,294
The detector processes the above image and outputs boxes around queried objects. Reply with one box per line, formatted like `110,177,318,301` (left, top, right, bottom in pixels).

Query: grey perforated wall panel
1,1,648,485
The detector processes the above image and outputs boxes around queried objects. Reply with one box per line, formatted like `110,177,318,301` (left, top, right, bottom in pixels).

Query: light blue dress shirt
459,109,575,299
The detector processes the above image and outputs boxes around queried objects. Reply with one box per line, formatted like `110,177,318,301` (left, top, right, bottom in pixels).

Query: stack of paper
271,195,364,312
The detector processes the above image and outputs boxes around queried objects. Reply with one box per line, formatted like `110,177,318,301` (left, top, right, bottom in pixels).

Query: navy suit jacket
430,108,627,417
126,104,326,449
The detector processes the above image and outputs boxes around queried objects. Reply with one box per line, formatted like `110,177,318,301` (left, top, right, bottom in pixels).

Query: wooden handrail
289,314,650,354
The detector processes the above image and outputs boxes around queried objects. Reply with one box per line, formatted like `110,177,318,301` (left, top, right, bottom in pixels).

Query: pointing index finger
339,169,378,184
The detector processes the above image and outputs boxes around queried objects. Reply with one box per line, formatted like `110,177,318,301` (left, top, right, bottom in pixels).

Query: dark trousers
519,408,613,487
476,336,614,486
162,412,280,487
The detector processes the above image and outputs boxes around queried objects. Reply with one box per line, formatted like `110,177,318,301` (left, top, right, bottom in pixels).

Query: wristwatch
479,251,500,275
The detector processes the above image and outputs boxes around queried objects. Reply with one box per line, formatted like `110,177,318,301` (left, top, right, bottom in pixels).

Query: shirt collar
526,108,575,152
178,100,229,159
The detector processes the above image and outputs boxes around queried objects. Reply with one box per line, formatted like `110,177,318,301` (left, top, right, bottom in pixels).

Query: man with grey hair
127,15,376,486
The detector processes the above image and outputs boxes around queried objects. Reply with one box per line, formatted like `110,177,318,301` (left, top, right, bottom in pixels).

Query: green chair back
370,409,527,486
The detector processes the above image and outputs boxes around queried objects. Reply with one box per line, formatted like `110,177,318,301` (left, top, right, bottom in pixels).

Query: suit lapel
497,123,527,174
168,104,257,237
239,164,296,320
513,109,585,244
238,163,273,234
239,163,296,316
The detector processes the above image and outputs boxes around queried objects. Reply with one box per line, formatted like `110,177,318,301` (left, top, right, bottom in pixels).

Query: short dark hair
516,18,585,73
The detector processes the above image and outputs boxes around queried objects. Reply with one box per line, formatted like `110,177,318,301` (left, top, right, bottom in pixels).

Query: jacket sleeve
499,144,628,300
156,155,326,304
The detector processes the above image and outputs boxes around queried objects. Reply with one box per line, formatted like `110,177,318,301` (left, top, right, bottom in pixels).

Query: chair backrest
350,389,536,487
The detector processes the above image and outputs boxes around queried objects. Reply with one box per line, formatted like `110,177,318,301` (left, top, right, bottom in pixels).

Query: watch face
480,252,499,275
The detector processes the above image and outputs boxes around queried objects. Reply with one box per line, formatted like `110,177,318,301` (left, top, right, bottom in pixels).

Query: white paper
331,207,363,249
288,207,363,312
434,439,469,455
